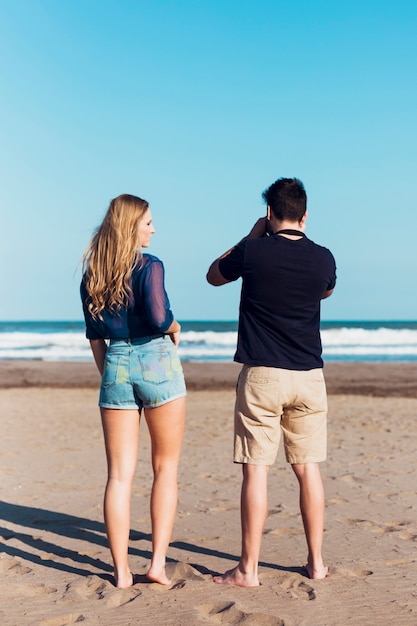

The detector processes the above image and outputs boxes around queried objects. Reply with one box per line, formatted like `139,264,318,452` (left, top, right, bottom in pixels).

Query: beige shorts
234,365,328,465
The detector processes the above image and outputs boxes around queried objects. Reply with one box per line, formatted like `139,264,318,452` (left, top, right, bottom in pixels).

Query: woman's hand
169,330,181,346
166,320,181,346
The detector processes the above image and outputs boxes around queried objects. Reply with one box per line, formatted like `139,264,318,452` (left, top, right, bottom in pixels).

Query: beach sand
1,361,416,625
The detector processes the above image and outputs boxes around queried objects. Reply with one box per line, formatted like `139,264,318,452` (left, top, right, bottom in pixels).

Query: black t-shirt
218,234,336,370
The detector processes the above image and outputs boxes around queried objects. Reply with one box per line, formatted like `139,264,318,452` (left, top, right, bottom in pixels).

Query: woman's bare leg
292,462,328,579
144,397,186,584
101,408,140,588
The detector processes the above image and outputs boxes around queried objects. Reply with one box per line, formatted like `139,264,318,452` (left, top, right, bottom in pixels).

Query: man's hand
207,216,268,286
247,217,268,239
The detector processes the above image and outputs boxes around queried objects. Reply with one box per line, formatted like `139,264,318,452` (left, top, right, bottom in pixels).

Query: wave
322,327,417,346
1,325,417,361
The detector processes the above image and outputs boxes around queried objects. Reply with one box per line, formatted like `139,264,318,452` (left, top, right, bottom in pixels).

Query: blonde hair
82,194,149,320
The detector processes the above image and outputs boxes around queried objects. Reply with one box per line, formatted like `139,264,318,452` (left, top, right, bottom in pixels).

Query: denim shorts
99,336,186,410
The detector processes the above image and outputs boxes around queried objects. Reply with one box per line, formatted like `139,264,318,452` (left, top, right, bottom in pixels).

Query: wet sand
1,361,416,625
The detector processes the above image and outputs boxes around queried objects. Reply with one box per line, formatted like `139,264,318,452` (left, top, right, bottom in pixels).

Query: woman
81,194,186,588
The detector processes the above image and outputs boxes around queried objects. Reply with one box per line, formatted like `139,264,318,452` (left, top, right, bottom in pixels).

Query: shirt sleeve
326,251,337,291
218,241,245,281
142,258,174,333
80,279,102,340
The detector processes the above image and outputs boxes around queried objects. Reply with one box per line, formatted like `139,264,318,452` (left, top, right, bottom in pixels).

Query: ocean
1,321,417,362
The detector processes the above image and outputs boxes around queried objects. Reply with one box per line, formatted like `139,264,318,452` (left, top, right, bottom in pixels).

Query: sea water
1,320,417,362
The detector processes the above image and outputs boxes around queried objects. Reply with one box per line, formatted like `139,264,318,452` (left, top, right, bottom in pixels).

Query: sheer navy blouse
80,254,174,340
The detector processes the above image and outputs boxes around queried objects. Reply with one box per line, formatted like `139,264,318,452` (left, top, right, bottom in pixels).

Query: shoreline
0,360,416,396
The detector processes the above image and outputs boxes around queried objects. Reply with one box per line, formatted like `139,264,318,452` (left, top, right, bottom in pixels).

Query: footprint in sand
5,582,57,598
369,490,416,504
0,556,33,576
373,520,417,540
264,526,303,537
327,497,349,505
146,562,209,591
169,562,208,581
39,614,86,626
339,473,364,485
340,517,416,540
334,567,373,578
0,557,57,605
278,575,316,600
63,575,142,607
340,518,374,528
198,601,285,625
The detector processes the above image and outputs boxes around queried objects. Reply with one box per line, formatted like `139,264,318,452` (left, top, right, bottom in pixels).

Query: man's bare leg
214,464,269,587
292,462,328,579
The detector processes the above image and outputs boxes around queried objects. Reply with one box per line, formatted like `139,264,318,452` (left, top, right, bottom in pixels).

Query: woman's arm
164,320,181,346
89,339,107,375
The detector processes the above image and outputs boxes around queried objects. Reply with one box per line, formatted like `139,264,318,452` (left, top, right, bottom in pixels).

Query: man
206,177,336,587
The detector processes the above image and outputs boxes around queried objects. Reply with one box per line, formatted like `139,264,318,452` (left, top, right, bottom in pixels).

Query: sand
1,361,416,625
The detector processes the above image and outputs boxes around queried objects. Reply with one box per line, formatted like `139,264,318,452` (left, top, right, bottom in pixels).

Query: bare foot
115,572,134,588
303,563,329,580
146,566,171,586
213,566,259,588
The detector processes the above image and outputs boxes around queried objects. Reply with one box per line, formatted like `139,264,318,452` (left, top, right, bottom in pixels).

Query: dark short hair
262,177,307,221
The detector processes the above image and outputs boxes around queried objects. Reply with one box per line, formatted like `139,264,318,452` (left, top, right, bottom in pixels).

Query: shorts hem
286,455,327,464
233,455,277,465
143,391,187,409
99,391,186,411
99,403,142,410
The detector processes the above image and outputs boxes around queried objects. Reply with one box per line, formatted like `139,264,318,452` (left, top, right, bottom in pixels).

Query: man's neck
269,219,305,238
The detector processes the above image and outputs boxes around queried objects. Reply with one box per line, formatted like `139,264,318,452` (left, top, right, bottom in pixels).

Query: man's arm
206,217,267,286
322,288,334,300
206,247,235,286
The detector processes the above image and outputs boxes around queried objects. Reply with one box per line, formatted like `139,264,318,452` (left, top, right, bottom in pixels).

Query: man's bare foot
146,566,171,586
213,566,259,587
303,563,329,580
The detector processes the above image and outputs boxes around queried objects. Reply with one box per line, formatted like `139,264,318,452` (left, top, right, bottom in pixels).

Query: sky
1,0,416,322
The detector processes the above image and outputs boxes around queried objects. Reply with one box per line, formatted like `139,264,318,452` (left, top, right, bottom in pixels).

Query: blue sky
1,0,416,321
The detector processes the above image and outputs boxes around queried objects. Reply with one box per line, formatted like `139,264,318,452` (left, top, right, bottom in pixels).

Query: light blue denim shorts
99,336,186,410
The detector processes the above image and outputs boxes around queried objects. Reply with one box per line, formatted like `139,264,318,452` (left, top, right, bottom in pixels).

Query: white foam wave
181,330,237,345
324,346,417,355
321,327,417,347
2,327,417,361
178,346,235,358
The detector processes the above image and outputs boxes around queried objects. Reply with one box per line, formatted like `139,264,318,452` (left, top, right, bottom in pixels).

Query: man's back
219,233,336,369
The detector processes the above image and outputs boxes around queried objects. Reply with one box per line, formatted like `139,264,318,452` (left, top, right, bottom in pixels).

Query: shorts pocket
139,347,173,384
101,353,129,388
245,366,276,385
300,371,327,412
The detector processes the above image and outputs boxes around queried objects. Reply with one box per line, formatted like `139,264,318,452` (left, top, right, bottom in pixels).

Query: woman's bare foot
304,563,328,580
146,566,171,586
213,565,259,587
115,572,134,588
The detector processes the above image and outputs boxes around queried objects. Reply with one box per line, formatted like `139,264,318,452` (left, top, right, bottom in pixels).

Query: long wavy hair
82,194,149,320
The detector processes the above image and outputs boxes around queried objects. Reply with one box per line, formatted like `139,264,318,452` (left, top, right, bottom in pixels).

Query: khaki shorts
234,365,328,465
